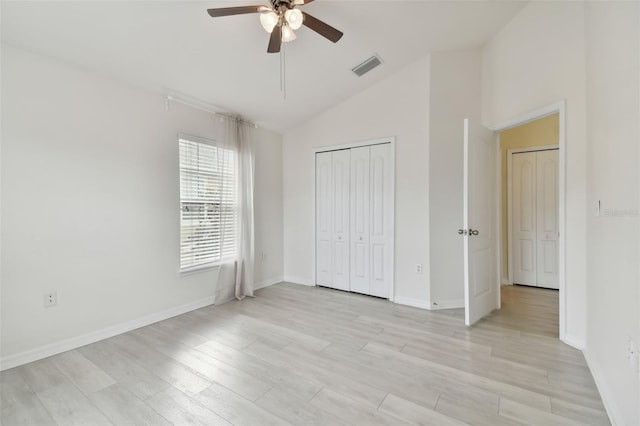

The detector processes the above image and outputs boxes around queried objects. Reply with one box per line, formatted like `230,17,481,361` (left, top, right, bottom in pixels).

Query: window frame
178,133,237,274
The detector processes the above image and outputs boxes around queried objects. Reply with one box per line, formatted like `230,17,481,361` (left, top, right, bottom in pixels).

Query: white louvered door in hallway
315,142,393,298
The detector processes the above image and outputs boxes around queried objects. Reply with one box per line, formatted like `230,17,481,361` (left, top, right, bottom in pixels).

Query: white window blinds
179,137,237,271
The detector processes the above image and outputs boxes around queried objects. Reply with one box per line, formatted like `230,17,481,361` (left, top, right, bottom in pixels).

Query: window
179,136,237,271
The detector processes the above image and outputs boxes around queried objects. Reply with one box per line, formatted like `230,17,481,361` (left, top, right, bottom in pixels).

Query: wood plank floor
1,283,609,425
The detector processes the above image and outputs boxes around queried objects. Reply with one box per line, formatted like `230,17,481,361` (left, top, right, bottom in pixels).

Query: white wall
428,49,481,307
253,129,284,289
282,57,431,306
0,45,283,367
584,2,639,424
481,1,588,346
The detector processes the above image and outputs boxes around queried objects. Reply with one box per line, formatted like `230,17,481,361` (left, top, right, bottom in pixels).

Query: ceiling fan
207,0,343,53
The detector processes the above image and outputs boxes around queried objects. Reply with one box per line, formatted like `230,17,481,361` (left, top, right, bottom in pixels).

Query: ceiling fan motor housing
271,0,294,12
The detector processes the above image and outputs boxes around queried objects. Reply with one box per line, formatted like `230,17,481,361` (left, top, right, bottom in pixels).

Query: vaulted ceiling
1,1,526,132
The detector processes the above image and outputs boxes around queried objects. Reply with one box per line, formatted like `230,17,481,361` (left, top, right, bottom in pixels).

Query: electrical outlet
43,291,57,308
415,264,423,274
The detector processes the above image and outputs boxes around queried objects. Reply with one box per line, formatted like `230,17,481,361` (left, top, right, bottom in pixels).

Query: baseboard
429,299,465,310
583,348,620,426
254,276,283,290
0,295,215,371
394,296,431,310
394,296,464,311
283,275,314,286
561,333,585,350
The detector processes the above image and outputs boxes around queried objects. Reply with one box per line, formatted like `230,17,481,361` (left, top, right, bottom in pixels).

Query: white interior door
331,150,350,291
315,152,332,286
536,149,559,289
512,152,537,286
350,146,370,294
369,144,392,298
463,118,499,326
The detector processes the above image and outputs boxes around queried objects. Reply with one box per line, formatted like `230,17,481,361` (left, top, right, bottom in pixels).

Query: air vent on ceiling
352,55,383,77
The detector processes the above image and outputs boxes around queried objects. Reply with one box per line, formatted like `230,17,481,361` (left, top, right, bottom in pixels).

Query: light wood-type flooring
1,283,609,425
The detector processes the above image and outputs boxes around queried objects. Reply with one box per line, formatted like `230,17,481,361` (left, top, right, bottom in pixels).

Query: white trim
563,334,585,350
394,296,431,310
312,137,396,302
430,299,465,310
214,295,237,305
584,348,621,425
506,145,559,286
178,262,220,276
489,102,564,132
284,276,314,286
394,296,464,311
490,101,568,344
0,296,215,371
313,137,395,153
494,133,502,310
254,276,283,290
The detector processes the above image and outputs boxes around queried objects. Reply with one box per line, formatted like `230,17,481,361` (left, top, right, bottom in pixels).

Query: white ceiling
1,1,526,132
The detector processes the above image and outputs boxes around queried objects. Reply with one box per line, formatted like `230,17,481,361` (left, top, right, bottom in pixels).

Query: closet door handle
458,229,468,235
469,229,479,236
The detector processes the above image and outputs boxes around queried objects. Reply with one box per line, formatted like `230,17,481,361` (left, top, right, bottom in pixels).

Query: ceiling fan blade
267,25,282,53
301,12,343,43
207,6,264,17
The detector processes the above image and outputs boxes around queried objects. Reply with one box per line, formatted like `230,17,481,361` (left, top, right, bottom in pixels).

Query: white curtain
215,115,255,302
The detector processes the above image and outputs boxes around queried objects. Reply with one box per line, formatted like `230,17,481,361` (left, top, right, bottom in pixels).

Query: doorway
501,114,560,289
491,102,567,342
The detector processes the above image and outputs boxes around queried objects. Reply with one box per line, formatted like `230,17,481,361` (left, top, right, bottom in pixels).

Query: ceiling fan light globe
285,8,303,30
281,24,297,42
259,11,278,33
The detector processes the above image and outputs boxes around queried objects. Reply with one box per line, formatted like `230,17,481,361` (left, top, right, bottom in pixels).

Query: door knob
469,229,479,236
458,229,468,235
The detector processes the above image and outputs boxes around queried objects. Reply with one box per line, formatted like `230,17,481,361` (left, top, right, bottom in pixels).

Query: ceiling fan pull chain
279,43,287,100
283,44,287,100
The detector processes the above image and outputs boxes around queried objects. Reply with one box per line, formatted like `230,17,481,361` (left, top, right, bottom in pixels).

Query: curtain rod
165,94,258,129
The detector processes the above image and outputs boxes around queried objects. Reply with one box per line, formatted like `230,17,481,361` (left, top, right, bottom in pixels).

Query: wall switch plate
43,291,57,307
415,264,423,274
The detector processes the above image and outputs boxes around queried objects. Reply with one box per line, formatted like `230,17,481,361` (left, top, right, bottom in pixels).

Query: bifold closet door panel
369,143,392,298
315,152,332,286
535,149,559,289
512,152,537,286
350,146,370,294
331,149,351,291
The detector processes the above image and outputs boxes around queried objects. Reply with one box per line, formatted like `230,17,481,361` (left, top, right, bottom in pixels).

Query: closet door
512,152,537,286
331,150,351,291
315,152,332,286
536,149,559,289
369,144,392,298
350,146,370,294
